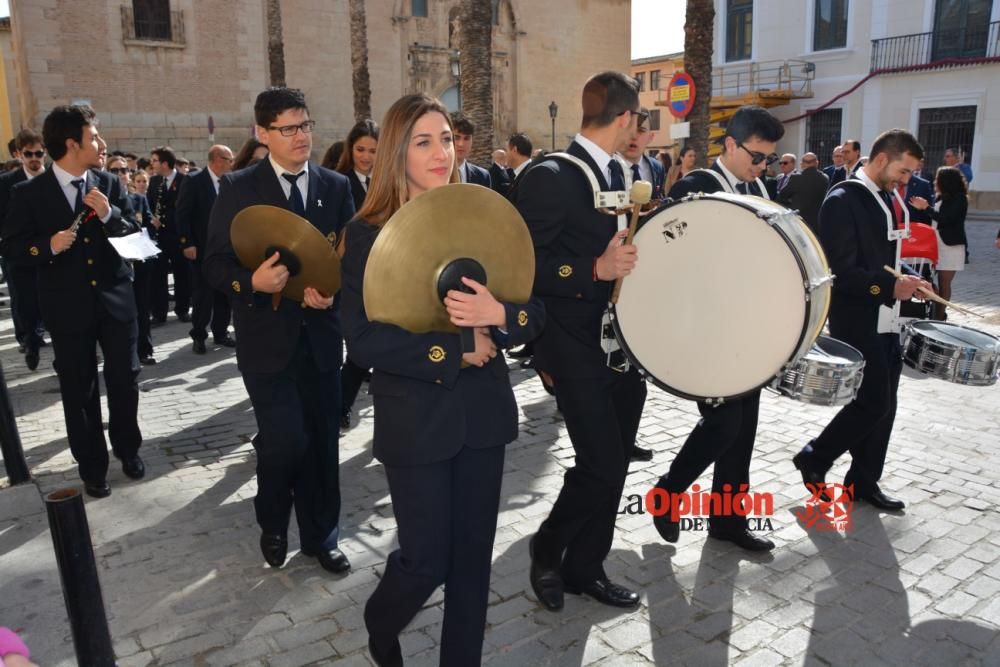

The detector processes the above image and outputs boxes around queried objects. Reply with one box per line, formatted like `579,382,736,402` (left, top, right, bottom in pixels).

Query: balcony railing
712,59,815,100
870,21,1000,72
120,5,186,45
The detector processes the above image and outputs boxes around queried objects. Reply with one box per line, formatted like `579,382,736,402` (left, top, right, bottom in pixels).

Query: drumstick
611,181,653,304
882,265,984,318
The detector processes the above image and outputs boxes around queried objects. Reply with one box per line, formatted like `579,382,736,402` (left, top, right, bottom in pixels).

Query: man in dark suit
0,128,47,369
822,144,843,181
516,71,646,613
651,105,784,553
450,112,492,187
792,130,931,512
176,144,236,354
830,139,863,188
778,152,830,233
506,132,533,188
488,149,511,197
148,146,190,323
621,106,666,204
903,170,934,224
1,105,143,498
203,87,355,575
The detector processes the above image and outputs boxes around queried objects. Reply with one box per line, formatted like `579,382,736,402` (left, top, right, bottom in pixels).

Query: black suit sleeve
776,175,798,207
341,220,464,387
927,197,967,245
516,165,601,302
1,181,54,266
174,174,197,250
100,174,138,237
818,190,895,306
203,175,258,308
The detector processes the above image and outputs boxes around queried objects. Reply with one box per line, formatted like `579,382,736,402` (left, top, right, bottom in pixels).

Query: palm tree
265,0,286,86
684,0,714,167
459,0,494,165
349,0,372,121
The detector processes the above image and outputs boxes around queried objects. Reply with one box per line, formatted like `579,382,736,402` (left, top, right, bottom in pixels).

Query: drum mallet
611,180,653,304
882,265,984,318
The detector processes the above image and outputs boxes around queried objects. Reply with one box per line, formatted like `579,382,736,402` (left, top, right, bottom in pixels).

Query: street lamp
548,101,558,151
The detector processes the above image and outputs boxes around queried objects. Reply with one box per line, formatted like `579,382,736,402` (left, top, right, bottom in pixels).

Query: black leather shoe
84,480,111,498
139,354,157,365
340,409,352,430
529,535,564,611
192,340,207,355
368,637,403,667
122,455,145,480
151,315,167,326
214,336,237,348
520,358,535,369
652,512,680,543
707,527,775,552
177,312,192,323
630,446,653,462
792,450,828,496
564,577,640,608
860,490,905,511
260,533,288,567
302,547,351,574
507,345,533,359
17,343,24,353
25,347,39,371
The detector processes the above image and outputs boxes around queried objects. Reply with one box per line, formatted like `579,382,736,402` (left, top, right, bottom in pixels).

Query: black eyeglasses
22,150,45,158
108,167,129,174
739,143,779,166
267,120,316,137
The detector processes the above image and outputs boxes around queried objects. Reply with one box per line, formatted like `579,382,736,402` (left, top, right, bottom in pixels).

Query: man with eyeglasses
518,71,647,613
204,87,355,576
0,128,49,368
777,152,829,234
776,153,797,192
649,104,784,553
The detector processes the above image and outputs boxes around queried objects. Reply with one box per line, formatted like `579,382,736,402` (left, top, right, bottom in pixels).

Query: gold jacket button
90,280,97,286
428,345,446,363
870,285,881,296
558,265,573,278
29,246,39,256
87,259,94,265
231,280,241,293
83,237,91,243
517,310,528,326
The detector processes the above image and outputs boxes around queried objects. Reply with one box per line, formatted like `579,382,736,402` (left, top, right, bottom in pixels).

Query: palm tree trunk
459,0,494,165
684,0,715,168
266,0,286,87
349,0,372,121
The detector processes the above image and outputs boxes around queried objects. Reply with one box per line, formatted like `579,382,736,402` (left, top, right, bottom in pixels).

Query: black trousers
49,304,142,483
809,333,902,497
535,368,646,583
132,259,154,358
189,259,231,342
151,238,191,319
9,265,44,350
656,390,761,530
340,356,369,413
241,336,342,551
365,444,505,667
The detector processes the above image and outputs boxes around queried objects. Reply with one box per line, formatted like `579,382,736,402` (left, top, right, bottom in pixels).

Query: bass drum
610,193,832,402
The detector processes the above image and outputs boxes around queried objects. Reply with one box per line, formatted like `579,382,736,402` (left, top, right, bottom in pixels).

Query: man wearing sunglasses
203,87,355,576
650,105,784,553
0,129,48,369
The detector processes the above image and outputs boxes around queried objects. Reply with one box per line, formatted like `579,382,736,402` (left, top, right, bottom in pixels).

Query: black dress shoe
564,577,640,608
340,409,352,430
507,345,533,359
368,637,403,667
630,446,653,462
192,340,207,355
529,535,564,611
177,312,192,323
122,455,145,480
17,343,25,353
652,512,679,543
859,490,905,511
25,347,39,371
139,354,157,365
792,450,829,497
214,336,237,348
84,480,112,498
151,315,167,326
520,357,535,370
707,526,775,552
260,533,288,567
302,547,351,574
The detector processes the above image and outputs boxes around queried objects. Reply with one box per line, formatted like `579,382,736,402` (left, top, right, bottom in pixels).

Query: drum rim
906,319,1000,345
615,194,819,402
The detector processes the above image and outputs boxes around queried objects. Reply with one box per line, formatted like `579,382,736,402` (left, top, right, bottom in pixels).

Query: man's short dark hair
844,139,861,152
581,71,640,128
450,112,475,136
42,105,98,161
254,87,309,128
15,128,43,151
870,129,923,162
110,149,125,157
124,152,138,160
507,132,532,157
724,105,785,144
151,146,177,168
6,138,15,157
137,157,150,170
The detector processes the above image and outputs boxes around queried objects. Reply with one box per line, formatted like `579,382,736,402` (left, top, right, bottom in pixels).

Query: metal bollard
45,488,116,666
0,360,30,484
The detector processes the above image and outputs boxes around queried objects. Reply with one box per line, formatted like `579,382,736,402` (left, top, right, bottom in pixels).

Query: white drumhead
615,197,807,399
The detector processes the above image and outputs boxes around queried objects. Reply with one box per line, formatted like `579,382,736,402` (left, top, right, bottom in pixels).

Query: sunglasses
739,143,779,166
22,150,45,158
108,167,129,174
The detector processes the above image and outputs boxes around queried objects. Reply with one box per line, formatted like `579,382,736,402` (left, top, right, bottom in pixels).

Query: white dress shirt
51,162,112,222
574,133,617,186
269,154,310,203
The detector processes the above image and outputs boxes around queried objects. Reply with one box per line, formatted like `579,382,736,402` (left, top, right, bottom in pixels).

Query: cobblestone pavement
3,222,1000,667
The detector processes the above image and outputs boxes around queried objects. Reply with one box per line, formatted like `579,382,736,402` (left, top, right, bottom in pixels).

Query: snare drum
611,193,832,402
902,320,1000,386
770,336,865,406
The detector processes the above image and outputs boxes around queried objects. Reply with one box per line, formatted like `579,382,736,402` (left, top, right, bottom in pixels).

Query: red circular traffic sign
666,72,696,119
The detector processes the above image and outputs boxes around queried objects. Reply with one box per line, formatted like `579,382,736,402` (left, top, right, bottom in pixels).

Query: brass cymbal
231,204,341,301
364,183,535,334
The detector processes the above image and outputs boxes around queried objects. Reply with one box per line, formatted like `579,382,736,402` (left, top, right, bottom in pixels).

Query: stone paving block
269,640,339,667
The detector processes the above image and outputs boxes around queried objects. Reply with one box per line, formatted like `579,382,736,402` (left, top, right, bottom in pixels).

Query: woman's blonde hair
355,94,458,226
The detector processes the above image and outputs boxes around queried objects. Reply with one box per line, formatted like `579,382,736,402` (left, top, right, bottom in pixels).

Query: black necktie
283,172,305,216
365,175,370,190
631,163,641,184
608,160,625,192
737,182,748,195
71,178,85,214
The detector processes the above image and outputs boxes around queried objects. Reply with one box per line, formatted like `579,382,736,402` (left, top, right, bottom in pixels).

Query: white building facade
712,0,1000,208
